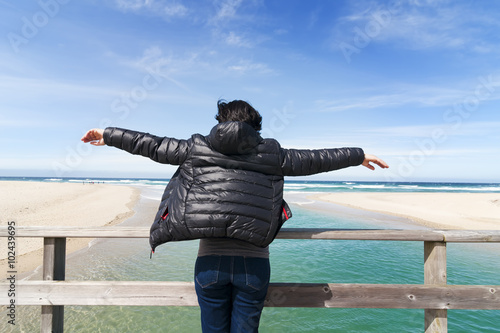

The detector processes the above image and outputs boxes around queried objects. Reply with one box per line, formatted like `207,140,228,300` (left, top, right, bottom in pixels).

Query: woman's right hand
81,128,105,146
362,154,389,170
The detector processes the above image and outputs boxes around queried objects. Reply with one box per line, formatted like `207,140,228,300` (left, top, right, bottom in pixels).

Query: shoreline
3,180,500,275
310,192,500,230
0,181,141,274
284,192,428,230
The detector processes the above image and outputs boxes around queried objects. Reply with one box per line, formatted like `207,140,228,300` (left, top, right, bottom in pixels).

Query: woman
81,99,388,332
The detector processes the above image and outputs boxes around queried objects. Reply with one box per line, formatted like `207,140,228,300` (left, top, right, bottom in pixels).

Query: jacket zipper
282,205,289,220
161,206,169,221
152,207,169,258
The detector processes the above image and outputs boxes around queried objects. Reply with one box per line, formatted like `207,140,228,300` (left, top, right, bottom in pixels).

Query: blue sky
1,0,500,182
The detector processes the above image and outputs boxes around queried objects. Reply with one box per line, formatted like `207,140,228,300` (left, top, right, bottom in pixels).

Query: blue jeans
195,256,270,333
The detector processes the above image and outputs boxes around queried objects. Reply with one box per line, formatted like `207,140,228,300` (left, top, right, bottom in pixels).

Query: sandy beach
0,181,140,274
3,181,499,275
311,192,500,230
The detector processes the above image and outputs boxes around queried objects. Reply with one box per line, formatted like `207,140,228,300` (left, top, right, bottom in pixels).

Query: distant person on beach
81,99,388,333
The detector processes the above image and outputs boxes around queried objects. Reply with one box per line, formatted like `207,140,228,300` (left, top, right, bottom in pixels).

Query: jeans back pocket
243,257,270,291
195,256,222,288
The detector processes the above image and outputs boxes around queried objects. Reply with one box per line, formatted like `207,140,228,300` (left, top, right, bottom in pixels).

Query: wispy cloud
113,0,188,18
314,78,500,112
114,46,198,92
0,0,17,10
225,31,253,47
0,116,61,128
210,0,243,25
0,75,122,100
116,45,275,81
163,3,188,17
332,0,500,53
227,59,275,75
374,147,498,158
207,0,270,49
360,121,500,139
115,0,152,11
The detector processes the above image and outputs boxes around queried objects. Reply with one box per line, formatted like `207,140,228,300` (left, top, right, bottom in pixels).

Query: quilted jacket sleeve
280,147,365,176
103,127,190,165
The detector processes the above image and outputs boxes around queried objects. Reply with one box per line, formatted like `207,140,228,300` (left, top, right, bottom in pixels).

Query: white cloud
333,1,500,53
314,76,500,113
115,0,153,11
0,150,179,178
0,114,65,128
114,46,197,92
113,0,188,18
370,147,496,158
0,75,122,101
225,31,252,47
163,3,188,17
371,6,466,49
212,0,243,23
359,121,500,140
315,93,404,112
227,59,274,75
118,45,275,80
274,28,288,35
207,0,266,41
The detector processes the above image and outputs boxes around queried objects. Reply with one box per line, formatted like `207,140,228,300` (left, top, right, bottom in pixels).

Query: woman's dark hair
215,99,262,132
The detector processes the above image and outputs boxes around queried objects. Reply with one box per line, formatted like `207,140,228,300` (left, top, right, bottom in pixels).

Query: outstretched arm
281,147,366,176
81,128,105,146
281,147,388,176
362,154,389,170
81,127,190,165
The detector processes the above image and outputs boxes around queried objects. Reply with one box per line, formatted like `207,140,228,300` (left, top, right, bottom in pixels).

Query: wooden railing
1,227,500,333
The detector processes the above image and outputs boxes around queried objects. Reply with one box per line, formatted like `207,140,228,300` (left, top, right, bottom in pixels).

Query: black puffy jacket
103,122,364,251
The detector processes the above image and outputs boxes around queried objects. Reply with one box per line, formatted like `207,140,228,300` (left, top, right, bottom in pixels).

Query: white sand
3,183,499,273
0,181,140,274
311,192,500,230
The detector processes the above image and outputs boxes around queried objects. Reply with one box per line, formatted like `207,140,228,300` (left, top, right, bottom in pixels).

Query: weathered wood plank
266,283,500,309
0,226,150,238
41,238,66,333
424,241,447,285
424,241,448,333
1,281,498,309
4,281,198,307
42,238,66,281
440,230,500,242
276,229,445,241
0,227,444,241
1,227,500,242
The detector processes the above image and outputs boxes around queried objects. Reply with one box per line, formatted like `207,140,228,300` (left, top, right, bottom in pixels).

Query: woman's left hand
81,128,105,146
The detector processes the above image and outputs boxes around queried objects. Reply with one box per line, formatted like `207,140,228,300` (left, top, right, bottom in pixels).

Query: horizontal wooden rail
1,281,499,310
2,227,500,333
1,226,500,242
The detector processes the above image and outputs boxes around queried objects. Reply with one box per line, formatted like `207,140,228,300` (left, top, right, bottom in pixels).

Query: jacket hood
208,121,262,155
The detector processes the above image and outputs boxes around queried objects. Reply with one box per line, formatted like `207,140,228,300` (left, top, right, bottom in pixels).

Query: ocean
2,178,500,332
3,176,500,193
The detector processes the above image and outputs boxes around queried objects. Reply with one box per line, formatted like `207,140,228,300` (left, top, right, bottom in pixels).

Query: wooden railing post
424,241,447,333
41,237,66,333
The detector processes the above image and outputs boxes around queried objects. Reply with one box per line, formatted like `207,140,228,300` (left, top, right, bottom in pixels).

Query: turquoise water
2,178,500,332
2,177,500,193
